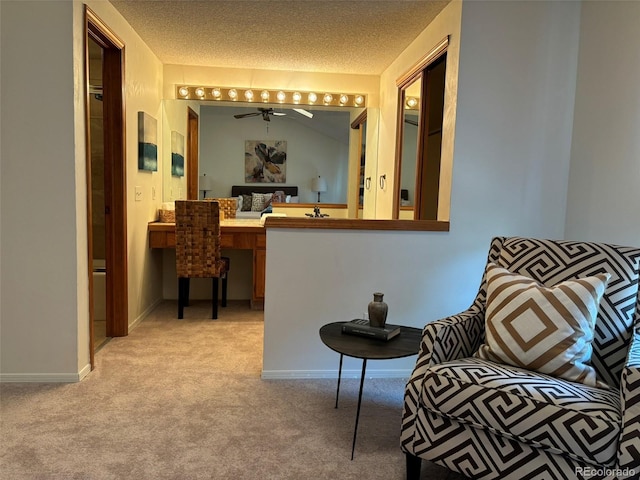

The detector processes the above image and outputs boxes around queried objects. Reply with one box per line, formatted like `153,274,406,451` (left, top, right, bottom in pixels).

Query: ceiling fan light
178,86,189,97
323,93,333,104
354,95,364,105
308,92,317,103
260,90,270,101
276,91,286,102
212,88,221,99
406,97,418,108
228,88,238,100
293,108,313,119
244,89,254,101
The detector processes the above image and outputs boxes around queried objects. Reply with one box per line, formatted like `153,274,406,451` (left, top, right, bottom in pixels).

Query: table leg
335,354,343,409
351,358,367,460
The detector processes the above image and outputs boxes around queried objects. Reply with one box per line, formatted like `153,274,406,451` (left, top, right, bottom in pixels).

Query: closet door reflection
397,78,421,219
394,38,448,221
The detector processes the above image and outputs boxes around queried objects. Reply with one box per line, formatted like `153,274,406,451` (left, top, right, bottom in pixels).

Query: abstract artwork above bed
245,140,287,183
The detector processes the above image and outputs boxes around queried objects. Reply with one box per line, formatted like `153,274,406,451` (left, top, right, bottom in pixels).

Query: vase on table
368,292,388,328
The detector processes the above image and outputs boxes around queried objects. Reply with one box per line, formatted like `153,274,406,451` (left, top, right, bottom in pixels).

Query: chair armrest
418,306,486,368
618,331,640,474
401,306,485,453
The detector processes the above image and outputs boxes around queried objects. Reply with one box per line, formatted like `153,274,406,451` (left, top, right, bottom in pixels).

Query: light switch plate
152,186,156,200
135,186,142,202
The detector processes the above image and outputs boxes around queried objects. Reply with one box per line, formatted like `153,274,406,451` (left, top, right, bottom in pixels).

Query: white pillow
289,196,299,203
236,195,243,211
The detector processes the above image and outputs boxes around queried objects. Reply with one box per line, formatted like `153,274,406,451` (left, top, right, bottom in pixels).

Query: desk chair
175,200,230,319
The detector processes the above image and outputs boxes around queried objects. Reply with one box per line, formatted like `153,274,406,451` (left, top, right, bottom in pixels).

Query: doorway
85,7,129,369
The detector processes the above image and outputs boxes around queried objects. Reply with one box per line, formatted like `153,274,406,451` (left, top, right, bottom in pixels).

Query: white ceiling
108,0,450,75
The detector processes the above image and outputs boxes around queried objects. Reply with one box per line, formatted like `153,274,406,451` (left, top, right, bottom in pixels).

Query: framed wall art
171,131,184,177
137,112,157,171
244,140,287,183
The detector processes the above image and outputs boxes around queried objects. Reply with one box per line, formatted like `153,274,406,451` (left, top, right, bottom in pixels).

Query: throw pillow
476,263,610,387
272,190,286,203
241,194,252,211
251,193,267,212
236,195,243,211
263,193,274,208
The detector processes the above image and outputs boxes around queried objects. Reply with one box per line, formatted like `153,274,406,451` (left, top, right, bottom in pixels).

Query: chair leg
211,277,219,319
178,277,190,319
221,273,228,308
406,452,421,480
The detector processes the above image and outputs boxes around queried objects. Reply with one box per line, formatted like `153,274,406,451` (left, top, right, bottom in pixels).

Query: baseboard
129,297,163,331
261,368,412,380
1,372,86,383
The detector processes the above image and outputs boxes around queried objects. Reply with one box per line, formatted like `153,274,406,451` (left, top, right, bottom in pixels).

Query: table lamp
199,174,214,198
311,175,327,202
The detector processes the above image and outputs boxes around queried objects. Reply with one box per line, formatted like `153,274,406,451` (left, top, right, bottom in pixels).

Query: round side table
319,321,422,459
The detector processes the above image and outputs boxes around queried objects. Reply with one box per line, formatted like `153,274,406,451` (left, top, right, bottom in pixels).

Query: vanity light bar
176,85,366,108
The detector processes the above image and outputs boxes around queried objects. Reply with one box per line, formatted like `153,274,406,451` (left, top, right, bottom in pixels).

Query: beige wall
376,0,462,220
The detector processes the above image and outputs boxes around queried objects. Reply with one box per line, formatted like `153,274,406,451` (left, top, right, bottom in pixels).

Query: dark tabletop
319,322,422,360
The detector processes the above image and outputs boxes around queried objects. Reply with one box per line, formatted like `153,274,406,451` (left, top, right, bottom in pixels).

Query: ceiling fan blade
234,112,261,119
272,112,286,116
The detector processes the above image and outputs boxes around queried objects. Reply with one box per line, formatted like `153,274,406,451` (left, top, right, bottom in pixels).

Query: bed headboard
231,185,298,197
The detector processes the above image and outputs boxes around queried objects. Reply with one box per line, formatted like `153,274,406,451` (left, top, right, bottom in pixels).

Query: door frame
187,107,199,199
84,7,129,369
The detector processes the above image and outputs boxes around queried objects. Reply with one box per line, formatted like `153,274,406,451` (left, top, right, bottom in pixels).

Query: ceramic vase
368,292,388,328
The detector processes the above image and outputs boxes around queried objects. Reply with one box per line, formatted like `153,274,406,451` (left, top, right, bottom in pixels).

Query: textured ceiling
108,0,450,75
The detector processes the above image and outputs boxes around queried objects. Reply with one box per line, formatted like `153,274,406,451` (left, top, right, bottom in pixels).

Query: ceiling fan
234,108,286,122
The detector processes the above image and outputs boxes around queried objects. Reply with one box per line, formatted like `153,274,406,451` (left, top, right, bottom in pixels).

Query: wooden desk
148,219,266,308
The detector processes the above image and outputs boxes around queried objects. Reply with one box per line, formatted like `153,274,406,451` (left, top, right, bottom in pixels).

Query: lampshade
199,174,214,191
311,176,327,193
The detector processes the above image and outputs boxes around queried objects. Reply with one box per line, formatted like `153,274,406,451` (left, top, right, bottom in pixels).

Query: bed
230,185,299,219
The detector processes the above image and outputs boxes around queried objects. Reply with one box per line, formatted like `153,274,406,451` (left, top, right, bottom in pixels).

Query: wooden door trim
85,7,128,370
187,108,199,200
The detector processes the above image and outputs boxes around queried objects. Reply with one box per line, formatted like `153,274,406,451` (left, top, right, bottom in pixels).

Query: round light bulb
212,88,221,98
354,95,364,105
308,92,317,103
292,92,302,103
178,87,189,97
195,87,205,97
323,93,333,104
228,88,238,99
406,97,418,108
260,90,270,101
244,89,254,101
339,94,349,105
276,91,286,102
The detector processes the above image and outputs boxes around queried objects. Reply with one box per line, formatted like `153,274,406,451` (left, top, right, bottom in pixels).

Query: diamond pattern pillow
476,263,610,387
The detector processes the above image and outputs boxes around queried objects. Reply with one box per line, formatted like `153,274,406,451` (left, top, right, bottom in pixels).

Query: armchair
401,237,640,479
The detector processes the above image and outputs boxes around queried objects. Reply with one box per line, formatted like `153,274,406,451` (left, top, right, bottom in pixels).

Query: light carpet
1,301,464,479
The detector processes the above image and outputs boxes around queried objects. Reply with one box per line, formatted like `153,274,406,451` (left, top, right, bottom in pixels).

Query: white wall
199,106,349,203
262,0,583,378
0,0,164,381
1,1,80,380
565,0,640,247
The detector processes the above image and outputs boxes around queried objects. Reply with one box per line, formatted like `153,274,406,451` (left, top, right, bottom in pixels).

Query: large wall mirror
394,37,448,220
161,99,368,217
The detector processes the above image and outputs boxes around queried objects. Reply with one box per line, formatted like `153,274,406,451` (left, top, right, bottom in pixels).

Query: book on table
341,318,401,341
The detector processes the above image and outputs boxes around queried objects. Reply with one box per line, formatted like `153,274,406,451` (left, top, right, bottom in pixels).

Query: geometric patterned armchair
401,237,640,479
